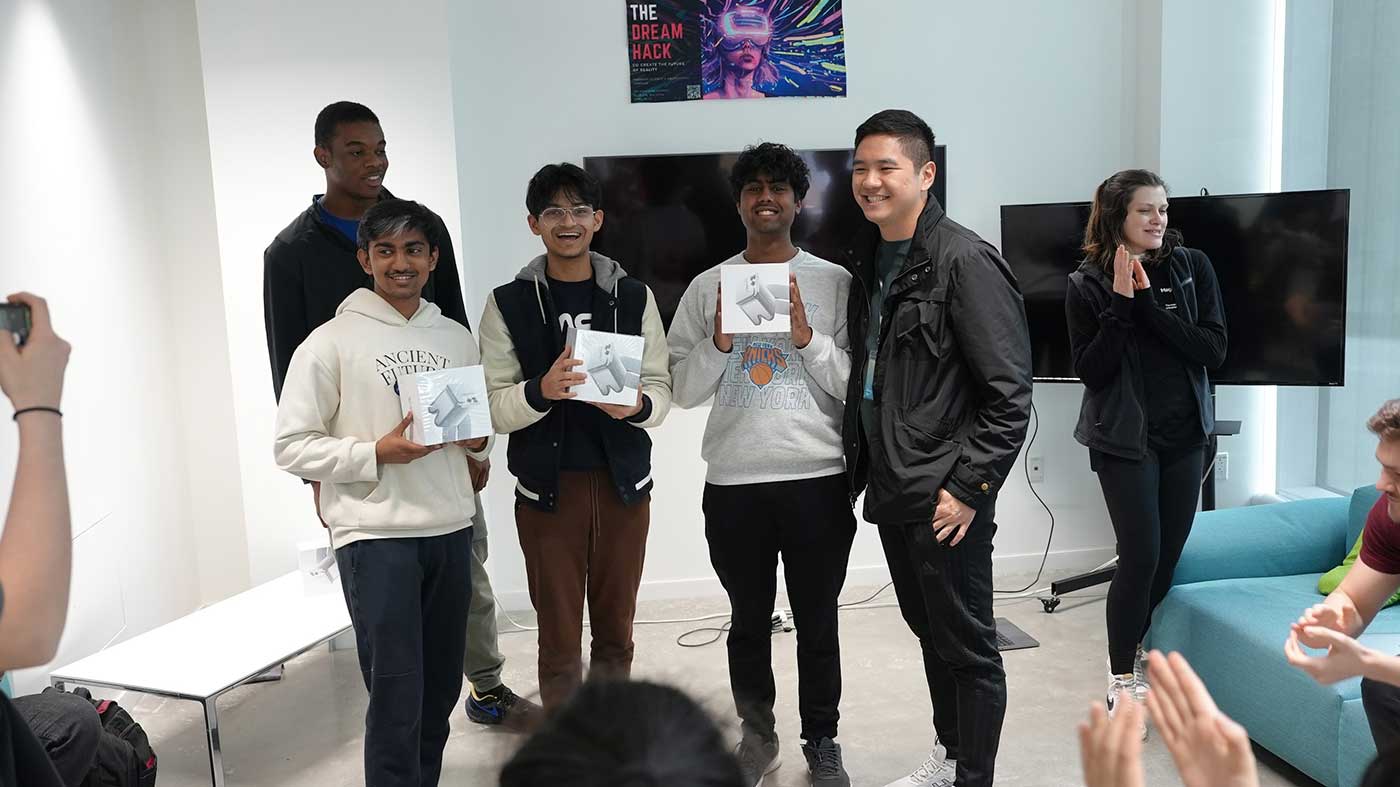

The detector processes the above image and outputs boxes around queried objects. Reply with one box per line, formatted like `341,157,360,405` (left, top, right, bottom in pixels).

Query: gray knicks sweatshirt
667,249,852,486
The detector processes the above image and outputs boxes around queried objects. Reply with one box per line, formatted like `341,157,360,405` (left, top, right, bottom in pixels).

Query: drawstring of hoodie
532,273,548,325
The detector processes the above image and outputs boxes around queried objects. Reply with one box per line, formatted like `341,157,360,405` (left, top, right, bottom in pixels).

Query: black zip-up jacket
1066,246,1227,460
263,189,468,400
477,254,672,512
842,195,1034,524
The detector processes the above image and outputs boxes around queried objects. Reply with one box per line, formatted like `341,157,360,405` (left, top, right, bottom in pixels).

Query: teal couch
1149,486,1398,787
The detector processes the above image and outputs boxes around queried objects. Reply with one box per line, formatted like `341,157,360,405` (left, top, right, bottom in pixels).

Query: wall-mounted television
1000,189,1349,386
585,146,947,328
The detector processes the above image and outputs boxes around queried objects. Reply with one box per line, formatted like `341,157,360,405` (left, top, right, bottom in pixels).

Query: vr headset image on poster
625,0,846,103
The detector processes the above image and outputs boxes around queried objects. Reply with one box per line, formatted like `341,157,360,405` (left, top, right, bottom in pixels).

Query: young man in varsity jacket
477,163,672,710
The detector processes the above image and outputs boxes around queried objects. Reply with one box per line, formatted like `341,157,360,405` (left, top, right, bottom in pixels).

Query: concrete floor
121,579,1318,786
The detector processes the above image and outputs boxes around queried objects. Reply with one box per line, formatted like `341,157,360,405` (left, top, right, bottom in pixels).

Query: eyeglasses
537,206,596,225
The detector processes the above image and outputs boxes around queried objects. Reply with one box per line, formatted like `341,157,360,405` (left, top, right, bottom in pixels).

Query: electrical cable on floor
994,399,1056,596
496,401,1077,641
498,606,738,634
677,620,731,648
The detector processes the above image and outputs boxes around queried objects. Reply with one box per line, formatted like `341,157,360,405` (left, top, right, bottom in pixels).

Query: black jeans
1093,444,1205,675
878,504,1005,787
10,690,100,787
337,528,473,787
704,473,857,743
1363,676,1400,754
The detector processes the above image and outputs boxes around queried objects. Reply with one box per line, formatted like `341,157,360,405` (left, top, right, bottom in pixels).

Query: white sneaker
1133,645,1150,699
1106,673,1147,741
883,743,957,787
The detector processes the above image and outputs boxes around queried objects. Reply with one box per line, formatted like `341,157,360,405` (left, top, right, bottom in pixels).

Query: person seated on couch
1287,398,1400,753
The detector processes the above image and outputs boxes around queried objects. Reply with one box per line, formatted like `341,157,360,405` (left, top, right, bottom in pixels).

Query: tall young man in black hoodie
478,163,672,710
842,110,1033,787
262,101,538,729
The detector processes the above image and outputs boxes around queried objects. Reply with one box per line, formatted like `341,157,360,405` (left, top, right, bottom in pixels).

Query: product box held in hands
720,262,791,335
570,328,645,406
398,365,492,446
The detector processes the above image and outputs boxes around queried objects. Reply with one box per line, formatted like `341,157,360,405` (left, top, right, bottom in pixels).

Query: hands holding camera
0,293,70,416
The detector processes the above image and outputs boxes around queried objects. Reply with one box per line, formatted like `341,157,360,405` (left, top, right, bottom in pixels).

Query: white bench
49,571,351,786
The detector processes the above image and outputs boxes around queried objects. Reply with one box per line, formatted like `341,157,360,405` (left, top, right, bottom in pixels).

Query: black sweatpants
1362,676,1400,754
703,473,857,744
1093,444,1205,675
336,527,472,787
879,503,1005,787
10,690,100,787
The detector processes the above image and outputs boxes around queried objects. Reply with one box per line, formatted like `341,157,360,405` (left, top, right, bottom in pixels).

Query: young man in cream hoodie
477,163,671,710
275,199,490,787
668,143,856,787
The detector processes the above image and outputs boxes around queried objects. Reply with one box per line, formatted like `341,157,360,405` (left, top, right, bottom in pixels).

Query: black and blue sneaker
465,684,541,733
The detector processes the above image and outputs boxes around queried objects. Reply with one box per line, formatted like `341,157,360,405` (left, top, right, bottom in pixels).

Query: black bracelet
13,407,62,421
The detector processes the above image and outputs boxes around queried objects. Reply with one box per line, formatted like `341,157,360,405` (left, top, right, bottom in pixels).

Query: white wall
1318,0,1400,492
448,0,1162,606
193,0,466,584
1274,0,1333,494
0,0,210,693
1156,0,1284,509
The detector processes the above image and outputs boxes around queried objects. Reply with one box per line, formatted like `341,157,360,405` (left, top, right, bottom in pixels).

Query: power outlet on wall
1027,454,1045,483
1215,452,1230,481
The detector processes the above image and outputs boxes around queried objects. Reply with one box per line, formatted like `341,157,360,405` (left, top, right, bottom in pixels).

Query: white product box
571,328,645,406
720,262,791,334
398,365,492,446
297,534,338,594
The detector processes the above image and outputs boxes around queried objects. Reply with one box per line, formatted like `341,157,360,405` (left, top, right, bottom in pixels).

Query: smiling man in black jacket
262,101,539,731
842,110,1032,787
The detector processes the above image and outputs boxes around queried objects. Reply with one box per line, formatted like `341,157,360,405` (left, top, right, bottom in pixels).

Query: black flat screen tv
585,146,947,328
1000,189,1349,386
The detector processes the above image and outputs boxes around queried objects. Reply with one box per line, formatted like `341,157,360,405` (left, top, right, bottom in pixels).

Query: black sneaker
734,733,780,787
465,684,542,733
802,737,850,787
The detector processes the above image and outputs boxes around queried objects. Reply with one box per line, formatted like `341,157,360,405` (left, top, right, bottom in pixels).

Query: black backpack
63,688,157,787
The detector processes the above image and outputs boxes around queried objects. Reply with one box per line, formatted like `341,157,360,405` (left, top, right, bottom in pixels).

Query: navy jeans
337,528,472,787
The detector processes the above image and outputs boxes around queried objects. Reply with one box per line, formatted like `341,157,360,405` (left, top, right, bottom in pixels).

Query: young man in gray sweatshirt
668,143,856,787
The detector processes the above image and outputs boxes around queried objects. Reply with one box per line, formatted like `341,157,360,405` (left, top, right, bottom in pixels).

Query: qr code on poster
687,84,701,99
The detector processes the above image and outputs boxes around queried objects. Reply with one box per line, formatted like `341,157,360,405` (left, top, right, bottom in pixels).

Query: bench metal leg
203,698,225,787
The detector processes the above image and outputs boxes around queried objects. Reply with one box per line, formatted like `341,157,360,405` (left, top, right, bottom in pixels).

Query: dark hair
499,680,743,787
854,109,936,167
356,199,439,251
728,142,811,202
1082,169,1182,269
314,101,380,148
526,163,603,217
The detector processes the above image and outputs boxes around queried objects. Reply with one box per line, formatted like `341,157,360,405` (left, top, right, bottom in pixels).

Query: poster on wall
626,0,846,104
